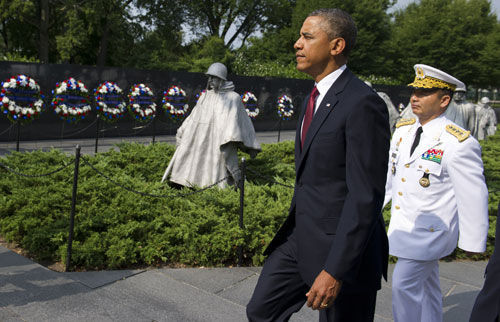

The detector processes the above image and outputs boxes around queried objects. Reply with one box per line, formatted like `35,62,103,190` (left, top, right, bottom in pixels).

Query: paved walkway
0,132,489,321
0,246,487,321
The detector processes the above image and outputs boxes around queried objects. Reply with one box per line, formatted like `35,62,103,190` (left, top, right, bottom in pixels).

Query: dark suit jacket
470,202,500,322
265,68,390,293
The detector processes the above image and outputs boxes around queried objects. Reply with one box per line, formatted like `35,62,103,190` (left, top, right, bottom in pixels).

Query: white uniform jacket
384,115,489,260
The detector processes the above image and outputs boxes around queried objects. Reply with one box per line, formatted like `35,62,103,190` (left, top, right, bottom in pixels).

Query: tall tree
55,0,141,66
289,0,395,77
476,22,500,87
238,0,395,78
386,0,498,86
128,0,186,69
182,0,292,48
0,0,65,63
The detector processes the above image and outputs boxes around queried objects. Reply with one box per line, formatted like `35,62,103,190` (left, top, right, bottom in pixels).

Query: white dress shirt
301,65,347,138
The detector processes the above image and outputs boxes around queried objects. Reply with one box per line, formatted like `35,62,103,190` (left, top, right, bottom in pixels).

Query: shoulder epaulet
445,124,470,142
395,118,416,128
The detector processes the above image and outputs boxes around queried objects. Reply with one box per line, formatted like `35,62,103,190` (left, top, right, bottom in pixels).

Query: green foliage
232,52,308,79
0,141,294,269
0,52,39,63
177,36,234,73
1,0,499,89
1,130,499,269
386,0,499,87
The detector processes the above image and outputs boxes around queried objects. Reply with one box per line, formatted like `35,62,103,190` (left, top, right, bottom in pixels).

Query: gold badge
416,67,425,79
419,173,430,187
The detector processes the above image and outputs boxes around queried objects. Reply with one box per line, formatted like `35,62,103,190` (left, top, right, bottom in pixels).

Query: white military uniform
384,115,489,322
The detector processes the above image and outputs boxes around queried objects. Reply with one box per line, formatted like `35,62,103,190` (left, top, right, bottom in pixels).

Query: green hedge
0,128,498,270
0,141,295,269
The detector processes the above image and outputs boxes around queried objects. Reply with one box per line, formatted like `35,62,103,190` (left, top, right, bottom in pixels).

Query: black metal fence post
95,115,100,154
238,157,246,267
66,145,81,272
277,118,282,143
152,117,156,144
16,121,20,152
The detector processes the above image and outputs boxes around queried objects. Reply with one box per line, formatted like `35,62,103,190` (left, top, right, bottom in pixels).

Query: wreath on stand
1,75,44,123
94,81,126,122
128,83,156,121
241,91,259,119
162,85,189,121
51,77,91,123
277,95,294,120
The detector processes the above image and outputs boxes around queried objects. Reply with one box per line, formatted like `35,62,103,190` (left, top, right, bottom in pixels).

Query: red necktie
301,86,319,148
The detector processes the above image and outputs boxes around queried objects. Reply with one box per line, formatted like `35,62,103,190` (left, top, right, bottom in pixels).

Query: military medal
391,138,402,176
419,173,430,187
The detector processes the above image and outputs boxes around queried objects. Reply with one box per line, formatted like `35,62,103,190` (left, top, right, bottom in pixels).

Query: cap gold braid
408,75,456,91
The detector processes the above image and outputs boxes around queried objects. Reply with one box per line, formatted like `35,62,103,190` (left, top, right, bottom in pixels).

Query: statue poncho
162,81,261,188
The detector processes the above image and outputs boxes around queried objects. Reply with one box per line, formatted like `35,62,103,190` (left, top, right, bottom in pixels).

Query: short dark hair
438,88,454,107
308,8,357,57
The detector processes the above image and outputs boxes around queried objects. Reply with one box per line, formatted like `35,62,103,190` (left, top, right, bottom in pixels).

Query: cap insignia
416,67,425,79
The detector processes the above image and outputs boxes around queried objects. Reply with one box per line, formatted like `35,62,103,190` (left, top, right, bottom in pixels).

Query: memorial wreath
51,77,91,122
1,75,44,123
162,85,189,121
94,81,127,122
128,83,156,121
241,91,259,119
277,94,294,120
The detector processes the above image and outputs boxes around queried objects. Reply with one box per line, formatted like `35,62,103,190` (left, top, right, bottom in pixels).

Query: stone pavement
0,132,490,321
0,245,488,321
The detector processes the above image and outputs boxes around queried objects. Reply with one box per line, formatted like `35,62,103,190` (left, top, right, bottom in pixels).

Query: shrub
0,129,498,270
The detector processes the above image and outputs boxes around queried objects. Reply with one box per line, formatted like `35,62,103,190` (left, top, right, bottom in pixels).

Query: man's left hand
306,270,342,310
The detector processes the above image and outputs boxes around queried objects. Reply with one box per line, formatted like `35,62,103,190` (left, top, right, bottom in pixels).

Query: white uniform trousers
392,258,442,322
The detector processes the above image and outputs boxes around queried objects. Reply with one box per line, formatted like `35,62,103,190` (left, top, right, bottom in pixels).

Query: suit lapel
296,68,353,175
295,98,307,169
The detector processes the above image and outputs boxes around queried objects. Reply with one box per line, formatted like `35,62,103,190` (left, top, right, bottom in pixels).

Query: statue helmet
480,97,490,104
205,62,227,80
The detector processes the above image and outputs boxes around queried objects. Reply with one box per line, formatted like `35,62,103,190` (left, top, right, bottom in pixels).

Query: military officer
383,64,489,322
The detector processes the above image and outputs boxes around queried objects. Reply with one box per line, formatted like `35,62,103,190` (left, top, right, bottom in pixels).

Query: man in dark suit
246,8,390,322
470,202,500,322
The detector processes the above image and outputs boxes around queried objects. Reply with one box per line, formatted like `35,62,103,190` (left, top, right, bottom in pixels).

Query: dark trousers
246,236,377,322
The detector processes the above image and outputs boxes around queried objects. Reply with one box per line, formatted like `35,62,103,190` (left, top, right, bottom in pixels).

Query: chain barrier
246,166,295,189
80,156,234,198
155,118,175,125
7,119,116,141
60,119,99,139
131,119,154,135
0,159,75,178
25,119,99,141
0,124,14,136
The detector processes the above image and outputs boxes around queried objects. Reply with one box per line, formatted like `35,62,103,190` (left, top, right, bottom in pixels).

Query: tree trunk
1,21,9,52
97,18,110,67
39,0,49,63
